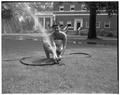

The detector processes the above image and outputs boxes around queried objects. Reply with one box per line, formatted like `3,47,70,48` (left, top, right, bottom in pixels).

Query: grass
2,35,118,93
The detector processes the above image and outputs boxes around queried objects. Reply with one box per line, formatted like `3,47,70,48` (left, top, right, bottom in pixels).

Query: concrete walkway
2,33,118,40
2,34,118,46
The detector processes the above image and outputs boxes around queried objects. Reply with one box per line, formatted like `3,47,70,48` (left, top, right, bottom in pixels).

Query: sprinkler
73,41,76,44
53,58,61,64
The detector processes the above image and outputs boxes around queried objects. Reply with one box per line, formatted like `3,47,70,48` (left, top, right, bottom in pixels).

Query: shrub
98,29,117,38
80,29,88,35
106,32,114,37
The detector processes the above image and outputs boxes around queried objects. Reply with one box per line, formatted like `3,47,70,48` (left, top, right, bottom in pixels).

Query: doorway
38,16,53,29
74,19,83,31
77,22,81,30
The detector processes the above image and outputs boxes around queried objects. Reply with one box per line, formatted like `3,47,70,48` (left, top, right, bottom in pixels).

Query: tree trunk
88,4,97,39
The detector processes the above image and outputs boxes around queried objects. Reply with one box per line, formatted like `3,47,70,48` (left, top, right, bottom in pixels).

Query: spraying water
20,3,58,60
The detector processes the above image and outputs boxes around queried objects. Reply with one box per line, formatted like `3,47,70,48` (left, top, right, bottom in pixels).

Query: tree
85,2,118,39
2,1,54,33
2,2,35,33
2,2,21,33
87,3,97,39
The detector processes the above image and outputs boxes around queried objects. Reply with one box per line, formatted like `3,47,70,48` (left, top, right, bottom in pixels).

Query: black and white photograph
2,1,119,93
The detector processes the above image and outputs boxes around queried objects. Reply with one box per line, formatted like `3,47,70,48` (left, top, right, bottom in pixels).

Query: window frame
104,22,111,28
59,6,64,11
67,21,72,27
86,22,89,28
96,21,101,28
59,21,64,26
81,3,87,11
70,5,75,11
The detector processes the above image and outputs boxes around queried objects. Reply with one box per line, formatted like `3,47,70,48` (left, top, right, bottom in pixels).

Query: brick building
53,2,118,35
35,2,117,36
2,2,118,36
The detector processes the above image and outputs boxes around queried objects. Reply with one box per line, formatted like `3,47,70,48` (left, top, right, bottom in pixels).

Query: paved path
2,33,118,40
2,34,118,46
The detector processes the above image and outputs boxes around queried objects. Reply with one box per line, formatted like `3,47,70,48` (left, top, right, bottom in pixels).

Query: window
70,5,75,11
86,22,101,28
46,21,50,26
86,22,89,28
67,21,72,27
59,6,64,11
104,22,110,28
81,3,87,11
96,22,101,28
59,21,64,26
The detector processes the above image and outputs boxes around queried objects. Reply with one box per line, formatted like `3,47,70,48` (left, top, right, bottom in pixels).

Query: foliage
2,3,13,19
2,2,35,33
84,2,118,39
97,30,117,38
85,2,118,15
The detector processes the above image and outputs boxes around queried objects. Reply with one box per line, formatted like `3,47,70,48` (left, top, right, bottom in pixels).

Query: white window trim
86,22,101,28
86,22,89,28
59,6,64,11
59,21,64,25
81,3,87,11
67,21,72,24
70,5,75,11
67,21,72,27
96,22,101,28
68,27,74,30
104,22,111,28
74,19,83,31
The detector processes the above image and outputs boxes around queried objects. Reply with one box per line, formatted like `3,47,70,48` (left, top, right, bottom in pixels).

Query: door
45,17,50,29
77,22,81,30
38,18,44,27
74,19,83,31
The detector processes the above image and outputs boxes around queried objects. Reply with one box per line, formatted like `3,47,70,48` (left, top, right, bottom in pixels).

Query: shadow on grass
69,52,91,58
19,57,61,66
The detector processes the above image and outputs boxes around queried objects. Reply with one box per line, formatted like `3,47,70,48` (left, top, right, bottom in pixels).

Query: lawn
2,35,118,93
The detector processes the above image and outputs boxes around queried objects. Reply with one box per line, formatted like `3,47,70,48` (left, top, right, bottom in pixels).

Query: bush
98,29,106,36
98,29,117,38
106,32,114,37
80,29,88,35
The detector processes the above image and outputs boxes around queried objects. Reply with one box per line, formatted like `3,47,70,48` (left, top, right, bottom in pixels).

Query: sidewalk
68,35,118,40
2,33,118,45
67,35,118,45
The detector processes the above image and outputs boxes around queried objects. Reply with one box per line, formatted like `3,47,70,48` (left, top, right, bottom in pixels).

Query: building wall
54,2,84,12
53,2,118,35
55,14,117,35
2,2,117,35
96,15,117,31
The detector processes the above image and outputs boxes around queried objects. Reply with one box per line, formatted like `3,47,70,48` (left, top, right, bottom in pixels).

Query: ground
2,35,118,93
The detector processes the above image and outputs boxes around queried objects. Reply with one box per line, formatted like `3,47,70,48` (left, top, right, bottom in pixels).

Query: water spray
20,3,58,61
